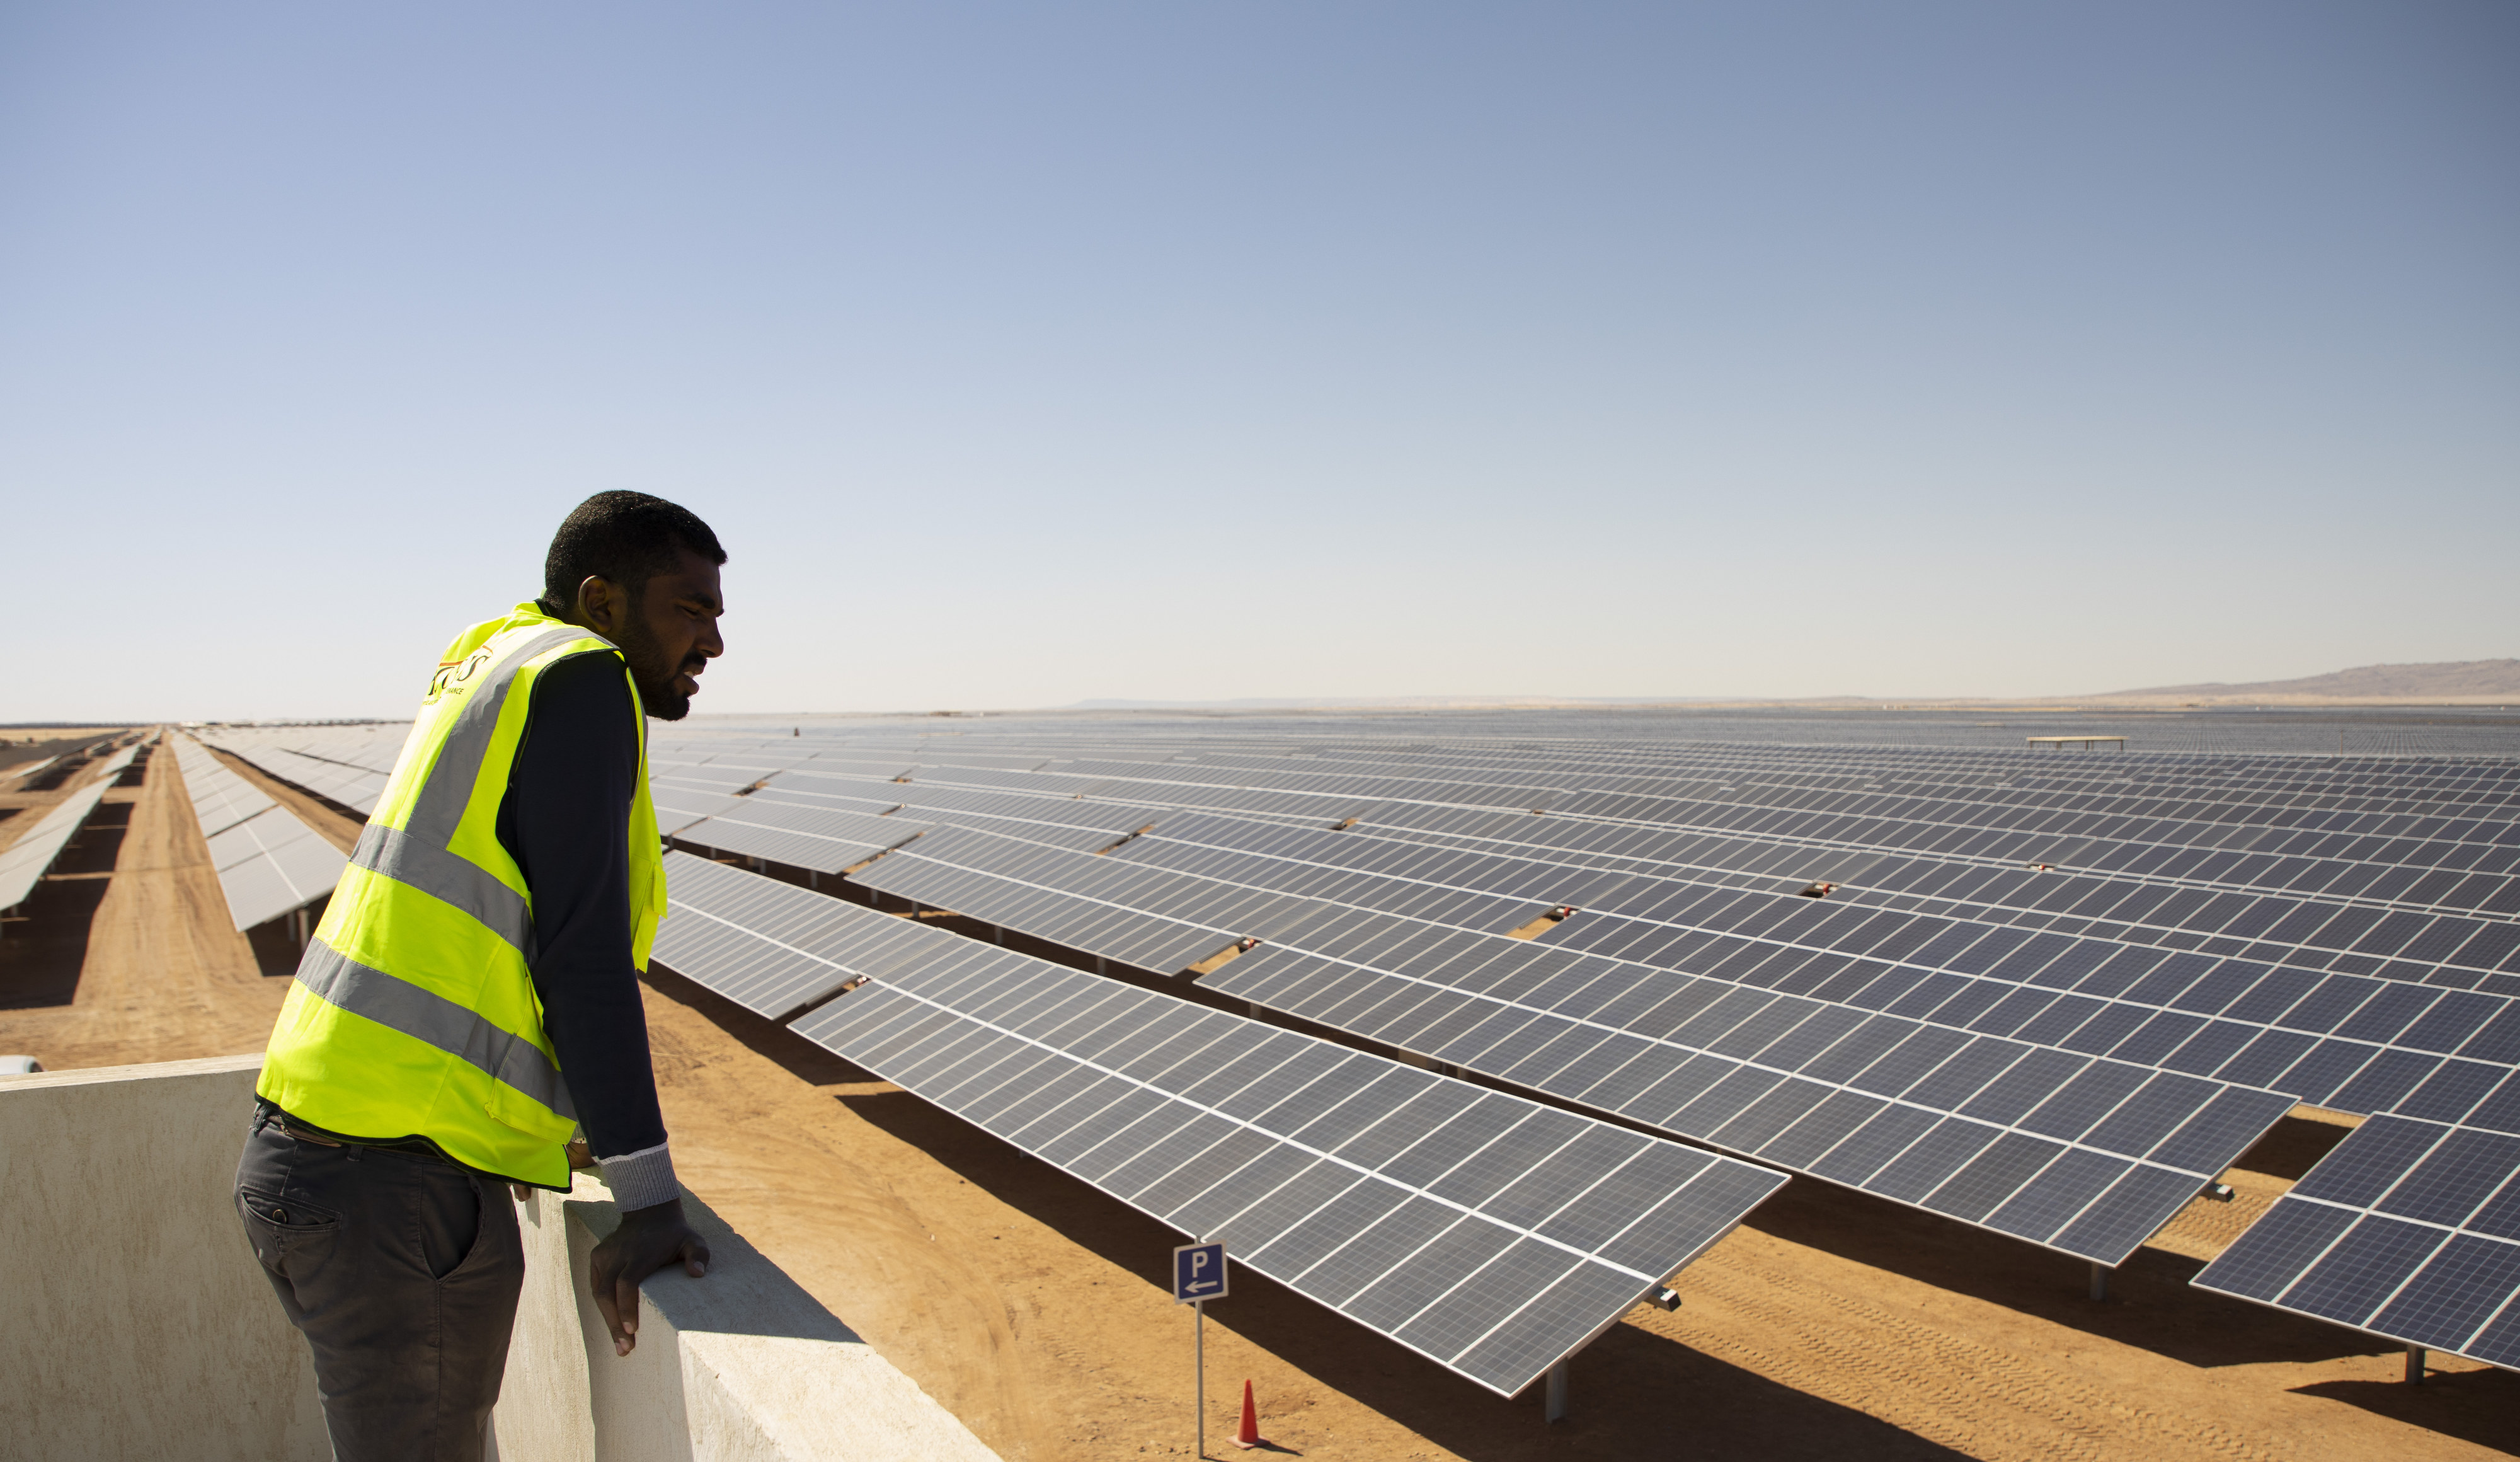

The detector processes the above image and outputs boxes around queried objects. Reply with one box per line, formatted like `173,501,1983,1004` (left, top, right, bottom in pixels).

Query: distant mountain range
2086,659,2520,704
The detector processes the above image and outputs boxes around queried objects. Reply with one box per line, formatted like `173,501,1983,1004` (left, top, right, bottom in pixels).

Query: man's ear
575,575,625,636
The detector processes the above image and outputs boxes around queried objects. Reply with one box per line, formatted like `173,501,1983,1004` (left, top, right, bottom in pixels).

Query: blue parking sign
1172,1241,1228,1304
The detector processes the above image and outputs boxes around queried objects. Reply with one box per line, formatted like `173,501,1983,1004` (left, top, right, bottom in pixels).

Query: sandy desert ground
3,739,2513,1461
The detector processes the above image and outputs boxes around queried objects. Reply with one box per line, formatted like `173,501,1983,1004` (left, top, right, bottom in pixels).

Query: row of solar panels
1175,740,2520,821
938,751,2520,922
0,739,144,914
650,850,1787,1398
169,736,347,933
191,724,404,816
637,734,2520,951
650,750,2520,1016
625,732,2520,1371
663,729,2520,844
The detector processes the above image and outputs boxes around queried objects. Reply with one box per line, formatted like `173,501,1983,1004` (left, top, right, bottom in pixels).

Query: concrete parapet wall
0,1054,328,1461
495,1176,1002,1462
0,1053,997,1462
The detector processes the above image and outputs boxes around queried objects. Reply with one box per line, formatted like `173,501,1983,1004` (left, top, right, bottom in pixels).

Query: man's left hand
588,1196,711,1356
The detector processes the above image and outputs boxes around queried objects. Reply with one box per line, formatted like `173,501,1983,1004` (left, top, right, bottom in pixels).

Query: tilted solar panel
668,797,932,875
0,747,137,912
653,850,936,1020
171,736,347,931
2196,1108,2520,1367
653,851,1789,1396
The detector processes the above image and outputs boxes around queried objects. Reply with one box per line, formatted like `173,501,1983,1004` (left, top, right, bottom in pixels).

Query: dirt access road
2,742,2511,1461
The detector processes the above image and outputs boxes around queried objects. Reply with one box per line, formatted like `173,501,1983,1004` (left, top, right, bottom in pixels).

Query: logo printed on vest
423,650,492,705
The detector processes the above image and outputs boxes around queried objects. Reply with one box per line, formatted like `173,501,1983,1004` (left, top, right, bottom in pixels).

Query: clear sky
4,3,2514,720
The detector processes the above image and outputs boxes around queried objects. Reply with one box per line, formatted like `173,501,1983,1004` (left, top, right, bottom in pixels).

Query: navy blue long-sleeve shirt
494,650,675,1207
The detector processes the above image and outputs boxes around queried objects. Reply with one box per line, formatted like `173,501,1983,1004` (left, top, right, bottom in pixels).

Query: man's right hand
588,1196,711,1356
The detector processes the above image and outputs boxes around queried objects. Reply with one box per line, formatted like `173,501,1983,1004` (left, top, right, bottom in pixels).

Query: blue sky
4,3,2514,720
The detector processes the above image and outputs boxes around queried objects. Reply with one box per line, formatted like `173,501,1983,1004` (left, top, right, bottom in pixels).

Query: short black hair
539,492,725,614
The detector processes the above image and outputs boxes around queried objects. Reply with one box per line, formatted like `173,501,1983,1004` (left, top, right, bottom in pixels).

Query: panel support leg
1544,1359,1567,1424
995,924,1005,946
2407,1345,2426,1384
2089,1262,2110,1302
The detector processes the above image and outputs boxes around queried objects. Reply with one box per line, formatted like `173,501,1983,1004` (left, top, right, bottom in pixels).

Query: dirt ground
0,733,297,1061
3,739,2513,1462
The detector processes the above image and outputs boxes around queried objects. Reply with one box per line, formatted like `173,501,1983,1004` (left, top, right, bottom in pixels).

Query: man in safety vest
238,491,724,1461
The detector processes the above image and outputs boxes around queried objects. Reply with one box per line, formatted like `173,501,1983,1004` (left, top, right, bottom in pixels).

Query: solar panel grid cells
1210,931,2294,1265
1509,877,2516,1126
789,970,1782,1396
1112,804,2519,1100
2196,1110,2520,1366
1312,752,2520,950
775,741,2515,1263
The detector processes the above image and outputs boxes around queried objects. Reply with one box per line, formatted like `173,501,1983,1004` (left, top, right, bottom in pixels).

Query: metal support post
1195,1299,1206,1458
1544,1359,1568,1424
2089,1262,2110,1302
2407,1345,2426,1384
995,924,1005,946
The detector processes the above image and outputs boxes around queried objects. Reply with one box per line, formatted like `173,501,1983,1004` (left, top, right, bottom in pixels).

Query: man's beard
612,610,694,721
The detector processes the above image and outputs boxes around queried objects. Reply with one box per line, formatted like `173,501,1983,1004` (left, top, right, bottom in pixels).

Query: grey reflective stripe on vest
297,938,578,1121
347,625,609,956
351,822,534,955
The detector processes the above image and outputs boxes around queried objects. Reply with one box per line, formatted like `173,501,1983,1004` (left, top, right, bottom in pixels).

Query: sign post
1172,1240,1228,1456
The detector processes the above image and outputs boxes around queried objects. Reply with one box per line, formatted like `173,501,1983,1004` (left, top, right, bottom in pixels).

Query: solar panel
2196,1108,2520,1367
195,725,406,814
652,850,937,1020
655,850,1788,1396
667,797,932,875
171,736,347,931
0,744,139,913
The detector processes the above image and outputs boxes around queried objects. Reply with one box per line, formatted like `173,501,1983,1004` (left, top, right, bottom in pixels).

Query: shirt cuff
597,1141,680,1211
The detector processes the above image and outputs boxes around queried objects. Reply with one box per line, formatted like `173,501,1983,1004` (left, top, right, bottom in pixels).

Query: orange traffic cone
1229,1379,1263,1449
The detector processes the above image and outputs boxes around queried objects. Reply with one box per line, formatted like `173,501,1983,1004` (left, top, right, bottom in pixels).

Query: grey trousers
236,1108,525,1462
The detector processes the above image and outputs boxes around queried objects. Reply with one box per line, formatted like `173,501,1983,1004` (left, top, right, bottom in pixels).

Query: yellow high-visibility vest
257,603,667,1189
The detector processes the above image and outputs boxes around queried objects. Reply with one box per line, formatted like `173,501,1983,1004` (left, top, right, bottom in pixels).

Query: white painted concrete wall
493,1174,1002,1462
0,1054,999,1462
0,1054,328,1461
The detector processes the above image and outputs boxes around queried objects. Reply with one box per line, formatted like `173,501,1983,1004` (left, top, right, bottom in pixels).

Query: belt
258,1099,461,1166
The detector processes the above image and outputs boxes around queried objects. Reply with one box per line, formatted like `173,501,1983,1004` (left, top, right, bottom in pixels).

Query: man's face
581,548,724,721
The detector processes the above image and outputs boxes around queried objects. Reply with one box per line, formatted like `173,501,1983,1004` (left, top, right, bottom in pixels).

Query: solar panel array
849,820,2295,1265
170,735,348,931
0,741,140,914
205,716,2520,1371
653,849,1787,1395
192,724,407,815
